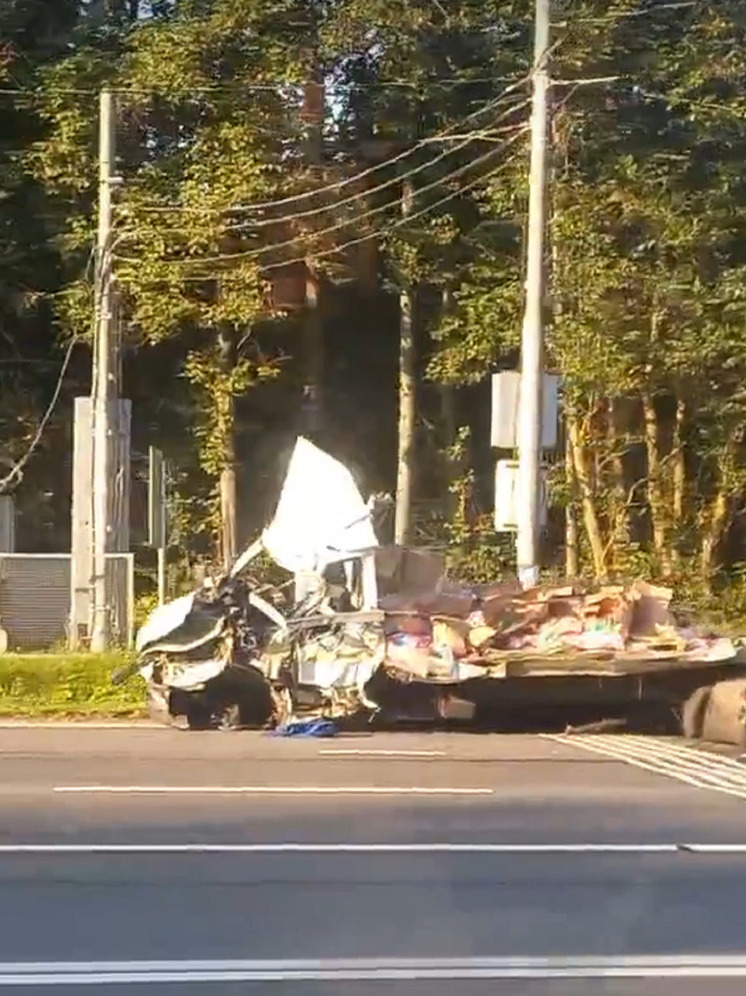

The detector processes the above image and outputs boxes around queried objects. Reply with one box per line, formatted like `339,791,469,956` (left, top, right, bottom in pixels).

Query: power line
553,0,697,26
118,126,530,282
124,81,532,218
0,333,80,494
113,119,529,270
121,101,529,243
0,75,524,100
0,247,98,494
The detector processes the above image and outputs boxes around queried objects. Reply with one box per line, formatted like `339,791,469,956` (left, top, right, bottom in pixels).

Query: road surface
2,725,746,993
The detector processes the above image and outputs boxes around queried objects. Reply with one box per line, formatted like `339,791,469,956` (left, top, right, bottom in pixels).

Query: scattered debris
269,717,338,738
564,718,628,736
380,579,736,684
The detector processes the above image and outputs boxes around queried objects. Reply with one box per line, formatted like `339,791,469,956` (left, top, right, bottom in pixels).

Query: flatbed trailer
373,651,746,742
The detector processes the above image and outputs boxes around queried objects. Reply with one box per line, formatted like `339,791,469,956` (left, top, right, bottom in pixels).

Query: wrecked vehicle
130,437,746,741
133,437,385,729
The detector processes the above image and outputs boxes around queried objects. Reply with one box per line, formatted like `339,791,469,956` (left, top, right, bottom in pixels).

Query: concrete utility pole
90,88,116,651
516,0,550,589
394,179,415,546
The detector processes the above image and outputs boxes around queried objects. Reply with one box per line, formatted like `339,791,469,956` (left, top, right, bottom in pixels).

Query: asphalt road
2,725,746,993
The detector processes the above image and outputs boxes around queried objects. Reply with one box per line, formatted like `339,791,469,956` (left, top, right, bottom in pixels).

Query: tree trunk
438,288,455,453
219,463,236,572
642,391,671,576
700,487,731,594
606,397,629,571
300,59,325,438
699,444,735,593
394,181,415,545
670,394,686,568
217,324,237,571
394,284,415,545
564,426,579,578
568,413,607,579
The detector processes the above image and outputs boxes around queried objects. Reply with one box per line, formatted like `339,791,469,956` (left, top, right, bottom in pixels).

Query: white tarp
261,437,378,574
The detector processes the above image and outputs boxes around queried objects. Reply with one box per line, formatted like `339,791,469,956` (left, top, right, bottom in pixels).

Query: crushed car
132,436,387,729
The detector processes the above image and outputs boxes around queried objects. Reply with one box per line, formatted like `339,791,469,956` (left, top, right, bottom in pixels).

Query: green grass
0,652,146,717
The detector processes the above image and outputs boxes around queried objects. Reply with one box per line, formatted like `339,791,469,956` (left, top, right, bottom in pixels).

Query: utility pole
516,0,550,589
394,179,415,546
90,88,115,651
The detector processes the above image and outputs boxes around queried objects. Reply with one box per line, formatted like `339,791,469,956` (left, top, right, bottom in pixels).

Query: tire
681,685,712,739
700,679,746,746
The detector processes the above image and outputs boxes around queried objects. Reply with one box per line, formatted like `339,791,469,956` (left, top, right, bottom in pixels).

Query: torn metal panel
136,593,196,652
261,437,378,574
292,619,385,711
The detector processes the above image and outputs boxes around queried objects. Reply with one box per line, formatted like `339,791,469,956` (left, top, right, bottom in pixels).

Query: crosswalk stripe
545,733,746,801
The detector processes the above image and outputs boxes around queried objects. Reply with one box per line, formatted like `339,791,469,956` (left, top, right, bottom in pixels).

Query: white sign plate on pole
490,371,560,450
494,459,548,533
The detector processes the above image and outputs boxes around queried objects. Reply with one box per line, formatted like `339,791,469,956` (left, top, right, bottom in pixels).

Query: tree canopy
3,0,746,610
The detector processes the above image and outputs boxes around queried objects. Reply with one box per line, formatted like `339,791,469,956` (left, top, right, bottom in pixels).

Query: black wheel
185,699,213,730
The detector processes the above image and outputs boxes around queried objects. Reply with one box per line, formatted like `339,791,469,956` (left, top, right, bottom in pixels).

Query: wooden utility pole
90,88,116,651
394,180,415,546
516,0,550,589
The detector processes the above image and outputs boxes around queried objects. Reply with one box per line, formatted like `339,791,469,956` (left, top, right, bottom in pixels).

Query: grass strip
0,653,145,717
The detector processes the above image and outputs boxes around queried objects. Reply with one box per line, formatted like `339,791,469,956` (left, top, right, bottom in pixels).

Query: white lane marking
1,842,746,855
589,736,746,792
52,785,492,796
0,722,159,730
0,842,686,854
319,749,447,757
545,734,746,801
5,955,746,984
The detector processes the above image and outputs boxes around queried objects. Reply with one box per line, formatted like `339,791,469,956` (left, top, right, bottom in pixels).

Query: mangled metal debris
132,436,743,732
134,437,384,729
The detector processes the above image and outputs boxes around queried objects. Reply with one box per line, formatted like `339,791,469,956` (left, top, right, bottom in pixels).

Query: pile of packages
380,579,736,680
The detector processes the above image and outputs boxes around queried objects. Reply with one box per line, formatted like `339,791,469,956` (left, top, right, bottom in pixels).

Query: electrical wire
120,99,529,242
0,74,524,100
121,125,530,283
115,36,561,228
125,78,532,217
113,118,529,270
553,0,697,26
0,332,80,493
122,118,526,238
0,248,98,494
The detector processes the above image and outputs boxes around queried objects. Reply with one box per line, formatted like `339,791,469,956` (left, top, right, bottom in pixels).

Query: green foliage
5,0,746,598
0,653,144,716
